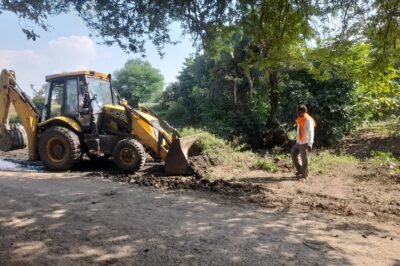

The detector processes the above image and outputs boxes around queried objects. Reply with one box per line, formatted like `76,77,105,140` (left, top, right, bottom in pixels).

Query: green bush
179,127,227,155
279,70,357,146
164,102,188,126
369,151,398,164
251,160,277,172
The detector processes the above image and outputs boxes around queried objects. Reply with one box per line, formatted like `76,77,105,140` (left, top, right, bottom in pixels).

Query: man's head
297,104,307,117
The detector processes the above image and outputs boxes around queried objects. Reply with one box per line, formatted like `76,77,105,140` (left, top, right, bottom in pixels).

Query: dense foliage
4,1,399,63
113,59,164,107
279,70,357,146
156,50,357,147
2,0,400,147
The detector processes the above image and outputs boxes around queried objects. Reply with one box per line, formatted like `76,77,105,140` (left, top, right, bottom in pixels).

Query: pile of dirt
86,163,266,198
188,155,214,177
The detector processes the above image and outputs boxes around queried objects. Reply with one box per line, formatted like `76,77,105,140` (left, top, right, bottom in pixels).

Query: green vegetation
31,84,47,113
251,160,277,173
3,1,400,185
180,127,258,169
179,123,400,183
310,151,358,175
369,151,400,165
3,1,400,150
9,107,20,123
357,119,400,137
113,59,164,107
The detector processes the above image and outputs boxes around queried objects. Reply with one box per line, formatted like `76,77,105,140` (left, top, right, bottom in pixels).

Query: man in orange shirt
292,105,316,179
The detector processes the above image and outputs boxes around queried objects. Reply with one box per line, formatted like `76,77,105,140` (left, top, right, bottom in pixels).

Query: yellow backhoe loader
0,69,197,174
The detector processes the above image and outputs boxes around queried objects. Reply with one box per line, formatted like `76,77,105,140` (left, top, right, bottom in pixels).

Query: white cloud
0,50,47,92
47,35,98,73
0,35,108,94
0,50,45,67
49,35,97,60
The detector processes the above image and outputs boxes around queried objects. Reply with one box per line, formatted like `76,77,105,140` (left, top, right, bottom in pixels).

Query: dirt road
0,170,399,265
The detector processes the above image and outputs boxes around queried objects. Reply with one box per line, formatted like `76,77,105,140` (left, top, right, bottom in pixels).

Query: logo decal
110,110,127,120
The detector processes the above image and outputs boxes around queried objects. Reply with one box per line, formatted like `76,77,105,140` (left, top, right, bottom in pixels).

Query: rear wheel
112,139,146,171
39,126,81,171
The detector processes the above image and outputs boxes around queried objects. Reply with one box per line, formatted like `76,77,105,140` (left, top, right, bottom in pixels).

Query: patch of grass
251,160,278,172
369,150,399,164
179,127,227,154
357,119,399,137
310,150,358,174
179,127,261,169
356,150,400,183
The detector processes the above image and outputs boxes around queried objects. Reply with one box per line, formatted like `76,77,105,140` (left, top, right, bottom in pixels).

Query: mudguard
38,116,82,133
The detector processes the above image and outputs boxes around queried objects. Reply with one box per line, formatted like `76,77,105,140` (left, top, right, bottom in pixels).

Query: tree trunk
267,71,287,146
233,76,237,105
268,71,279,125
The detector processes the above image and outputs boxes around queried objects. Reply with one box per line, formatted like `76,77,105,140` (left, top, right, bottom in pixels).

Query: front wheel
39,127,81,171
112,139,146,171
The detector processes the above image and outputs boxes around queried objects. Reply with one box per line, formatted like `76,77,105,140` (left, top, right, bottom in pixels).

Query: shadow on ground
238,176,298,184
0,172,370,265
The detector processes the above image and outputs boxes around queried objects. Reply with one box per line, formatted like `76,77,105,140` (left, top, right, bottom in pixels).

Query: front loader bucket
0,123,27,152
164,135,199,175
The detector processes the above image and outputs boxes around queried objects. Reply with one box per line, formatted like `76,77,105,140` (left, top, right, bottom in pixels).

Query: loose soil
1,137,399,224
0,129,399,264
0,169,399,265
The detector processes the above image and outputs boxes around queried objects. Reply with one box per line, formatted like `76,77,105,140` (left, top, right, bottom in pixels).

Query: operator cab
43,71,116,132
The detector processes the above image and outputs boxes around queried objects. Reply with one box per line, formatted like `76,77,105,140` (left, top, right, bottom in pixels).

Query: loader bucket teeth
0,123,27,152
164,135,199,175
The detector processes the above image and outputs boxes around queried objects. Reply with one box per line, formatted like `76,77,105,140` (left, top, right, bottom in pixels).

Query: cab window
49,81,64,118
87,76,113,113
64,78,79,116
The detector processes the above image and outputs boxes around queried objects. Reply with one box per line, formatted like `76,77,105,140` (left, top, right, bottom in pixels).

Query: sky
0,11,195,95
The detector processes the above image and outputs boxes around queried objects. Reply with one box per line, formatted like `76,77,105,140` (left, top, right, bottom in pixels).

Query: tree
113,59,164,107
3,1,400,63
279,69,357,146
3,0,400,146
31,84,47,112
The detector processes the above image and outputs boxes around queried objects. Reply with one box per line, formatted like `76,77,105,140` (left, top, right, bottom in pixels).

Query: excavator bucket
164,135,199,175
0,124,27,151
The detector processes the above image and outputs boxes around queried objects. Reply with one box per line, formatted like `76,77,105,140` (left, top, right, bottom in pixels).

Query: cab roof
45,70,109,81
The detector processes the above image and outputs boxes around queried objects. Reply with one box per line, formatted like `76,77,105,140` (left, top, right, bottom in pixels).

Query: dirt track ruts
0,170,399,265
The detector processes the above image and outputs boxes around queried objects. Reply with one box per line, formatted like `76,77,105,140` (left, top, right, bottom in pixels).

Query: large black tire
39,126,81,171
112,139,146,171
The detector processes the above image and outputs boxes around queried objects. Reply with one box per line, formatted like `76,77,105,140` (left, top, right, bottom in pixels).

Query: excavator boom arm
0,69,40,160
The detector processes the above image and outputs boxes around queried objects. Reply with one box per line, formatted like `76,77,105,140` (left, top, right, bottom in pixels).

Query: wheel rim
119,148,136,165
46,137,66,163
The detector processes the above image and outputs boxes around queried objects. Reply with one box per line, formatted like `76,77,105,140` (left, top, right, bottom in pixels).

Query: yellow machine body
0,69,196,174
0,70,39,160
